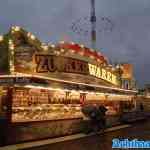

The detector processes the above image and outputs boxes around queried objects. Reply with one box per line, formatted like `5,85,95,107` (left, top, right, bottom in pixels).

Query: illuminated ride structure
0,26,137,144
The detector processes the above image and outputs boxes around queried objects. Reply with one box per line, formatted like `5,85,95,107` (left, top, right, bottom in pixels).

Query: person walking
98,105,108,131
140,103,144,112
0,96,8,146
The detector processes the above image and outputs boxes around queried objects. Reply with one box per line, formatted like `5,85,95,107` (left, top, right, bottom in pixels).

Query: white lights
14,26,20,32
22,84,136,98
1,73,137,94
56,51,60,55
8,39,15,74
9,39,13,45
11,50,14,55
51,44,55,48
80,44,84,48
54,50,60,55
27,32,35,40
116,64,121,69
30,34,35,40
9,60,15,72
24,85,65,92
11,26,21,34
9,39,15,50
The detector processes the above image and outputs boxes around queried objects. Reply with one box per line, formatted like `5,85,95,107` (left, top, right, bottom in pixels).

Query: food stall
0,26,137,144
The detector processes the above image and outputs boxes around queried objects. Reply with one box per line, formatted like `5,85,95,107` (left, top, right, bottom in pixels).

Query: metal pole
90,0,96,50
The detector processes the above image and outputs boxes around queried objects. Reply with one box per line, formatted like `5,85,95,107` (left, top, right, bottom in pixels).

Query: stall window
11,87,82,122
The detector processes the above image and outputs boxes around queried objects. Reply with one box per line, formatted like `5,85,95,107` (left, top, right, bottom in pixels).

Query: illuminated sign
35,55,89,74
121,64,133,79
88,64,118,85
15,53,119,86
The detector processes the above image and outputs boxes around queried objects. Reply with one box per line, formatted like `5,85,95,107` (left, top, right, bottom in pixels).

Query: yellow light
56,51,60,55
30,35,35,40
27,32,35,40
9,61,13,66
116,65,120,69
11,50,14,55
61,49,65,52
10,45,14,50
0,35,3,42
41,45,48,51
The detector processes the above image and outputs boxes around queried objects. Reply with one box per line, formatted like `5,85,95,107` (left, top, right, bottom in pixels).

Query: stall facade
0,26,137,144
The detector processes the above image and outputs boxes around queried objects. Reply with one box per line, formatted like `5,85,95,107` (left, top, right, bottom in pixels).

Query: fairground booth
0,26,137,144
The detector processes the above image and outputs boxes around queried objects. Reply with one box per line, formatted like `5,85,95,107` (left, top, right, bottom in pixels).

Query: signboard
35,54,89,74
121,64,133,79
88,64,118,85
14,50,34,73
0,77,30,85
14,52,119,86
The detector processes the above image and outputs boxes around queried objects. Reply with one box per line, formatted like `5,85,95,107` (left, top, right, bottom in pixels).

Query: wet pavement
23,120,150,150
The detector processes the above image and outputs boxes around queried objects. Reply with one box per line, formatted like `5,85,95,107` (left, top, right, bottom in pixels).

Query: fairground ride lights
88,64,118,85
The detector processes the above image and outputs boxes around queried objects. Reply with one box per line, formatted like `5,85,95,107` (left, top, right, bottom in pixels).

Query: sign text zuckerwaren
35,54,118,85
88,64,118,85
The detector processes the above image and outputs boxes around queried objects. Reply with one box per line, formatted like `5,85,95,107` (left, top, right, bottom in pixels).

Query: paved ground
22,119,150,150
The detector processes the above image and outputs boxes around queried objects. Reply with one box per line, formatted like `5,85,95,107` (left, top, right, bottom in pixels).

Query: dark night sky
0,0,150,87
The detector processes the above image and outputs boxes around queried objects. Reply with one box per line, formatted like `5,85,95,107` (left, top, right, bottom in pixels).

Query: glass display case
11,87,82,122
